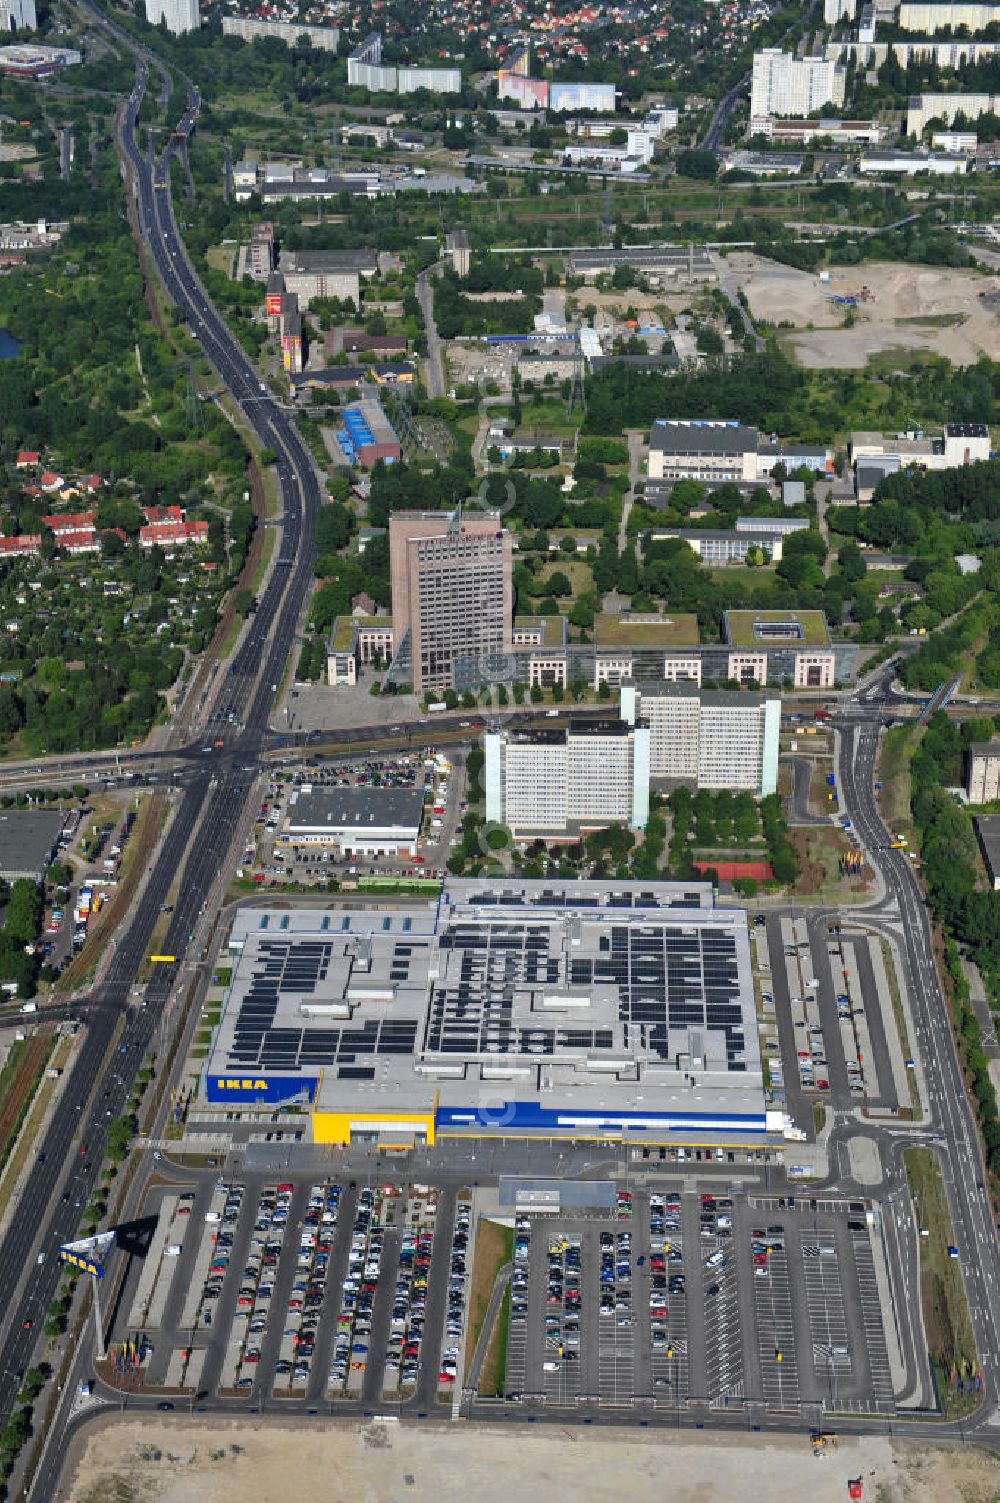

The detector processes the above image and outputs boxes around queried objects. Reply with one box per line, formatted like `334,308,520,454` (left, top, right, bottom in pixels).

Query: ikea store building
205,879,780,1148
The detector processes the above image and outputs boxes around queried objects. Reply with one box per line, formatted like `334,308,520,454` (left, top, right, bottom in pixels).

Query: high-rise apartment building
389,510,513,695
750,49,845,121
484,720,650,833
621,684,780,795
0,0,35,28
145,0,199,33
967,741,1000,803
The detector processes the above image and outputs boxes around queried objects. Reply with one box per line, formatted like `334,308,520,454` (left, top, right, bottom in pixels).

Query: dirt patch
727,252,1000,368
790,826,872,899
61,1421,1000,1503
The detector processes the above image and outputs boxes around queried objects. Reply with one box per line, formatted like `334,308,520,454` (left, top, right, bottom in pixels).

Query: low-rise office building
648,419,831,486
328,615,395,686
278,786,424,856
849,424,990,490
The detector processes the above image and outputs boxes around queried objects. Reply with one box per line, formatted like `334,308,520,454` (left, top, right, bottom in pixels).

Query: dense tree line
906,713,1000,1175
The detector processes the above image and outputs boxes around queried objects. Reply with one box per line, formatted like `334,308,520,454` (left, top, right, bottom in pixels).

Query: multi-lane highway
0,14,325,1449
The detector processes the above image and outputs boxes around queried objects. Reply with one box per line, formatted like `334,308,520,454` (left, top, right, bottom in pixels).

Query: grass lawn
536,560,594,598
464,1219,513,1371
478,1285,511,1399
904,1146,978,1415
206,244,235,277
879,724,918,840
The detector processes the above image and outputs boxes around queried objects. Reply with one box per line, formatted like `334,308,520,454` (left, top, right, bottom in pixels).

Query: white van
165,1244,182,1257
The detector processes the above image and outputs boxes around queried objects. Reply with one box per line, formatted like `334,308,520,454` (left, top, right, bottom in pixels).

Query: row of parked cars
439,1200,470,1390
233,1182,293,1388
274,1181,342,1390
330,1187,383,1393
385,1218,435,1391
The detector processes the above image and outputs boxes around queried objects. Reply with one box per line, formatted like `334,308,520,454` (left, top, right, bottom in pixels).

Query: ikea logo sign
205,1073,318,1105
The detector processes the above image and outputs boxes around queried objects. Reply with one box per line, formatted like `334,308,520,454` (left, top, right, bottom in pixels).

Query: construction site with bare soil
59,1416,1000,1503
726,253,1000,368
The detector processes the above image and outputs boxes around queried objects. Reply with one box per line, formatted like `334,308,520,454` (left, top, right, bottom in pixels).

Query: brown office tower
389,509,513,694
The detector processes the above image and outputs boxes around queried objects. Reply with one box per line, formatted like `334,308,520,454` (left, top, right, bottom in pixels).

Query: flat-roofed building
0,808,66,882
723,609,835,689
967,741,1000,803
222,16,338,48
648,419,762,484
592,612,700,690
621,683,781,795
278,785,424,856
485,719,650,833
205,880,776,1147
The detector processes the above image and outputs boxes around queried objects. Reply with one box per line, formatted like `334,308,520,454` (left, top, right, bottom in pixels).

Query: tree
232,587,254,617
675,148,718,180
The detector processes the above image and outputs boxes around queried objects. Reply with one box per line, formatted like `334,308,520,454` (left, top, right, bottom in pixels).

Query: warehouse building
0,809,66,882
277,786,423,856
205,880,777,1146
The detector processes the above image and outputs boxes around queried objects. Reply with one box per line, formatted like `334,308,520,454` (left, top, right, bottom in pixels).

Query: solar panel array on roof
229,940,418,1071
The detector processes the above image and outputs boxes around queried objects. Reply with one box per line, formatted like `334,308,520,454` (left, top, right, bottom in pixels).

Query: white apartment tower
0,0,36,29
484,721,650,834
620,684,781,796
145,0,199,35
750,49,846,121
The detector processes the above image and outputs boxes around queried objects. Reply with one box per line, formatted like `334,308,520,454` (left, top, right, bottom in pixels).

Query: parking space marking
800,1224,852,1403
505,1214,530,1397
753,1242,799,1411
849,1224,895,1413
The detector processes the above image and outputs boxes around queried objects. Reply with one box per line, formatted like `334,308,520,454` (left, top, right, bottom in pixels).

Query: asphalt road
834,694,1000,1426
0,16,324,1485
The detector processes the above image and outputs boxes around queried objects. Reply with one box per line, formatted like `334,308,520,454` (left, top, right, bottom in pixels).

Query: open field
61,1419,1000,1503
729,253,1000,368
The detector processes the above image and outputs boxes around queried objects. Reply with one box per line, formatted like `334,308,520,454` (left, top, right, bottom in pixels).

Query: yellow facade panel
311,1109,436,1146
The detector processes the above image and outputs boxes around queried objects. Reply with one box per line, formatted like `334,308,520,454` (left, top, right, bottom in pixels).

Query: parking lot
113,1175,896,1419
119,1173,463,1411
763,914,912,1125
504,1188,896,1415
241,753,466,888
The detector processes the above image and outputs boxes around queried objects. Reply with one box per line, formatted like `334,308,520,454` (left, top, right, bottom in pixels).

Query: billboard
205,1073,319,1105
59,1231,115,1279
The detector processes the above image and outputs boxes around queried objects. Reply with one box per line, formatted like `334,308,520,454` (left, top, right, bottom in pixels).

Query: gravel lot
729,253,1000,368
62,1416,1000,1503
